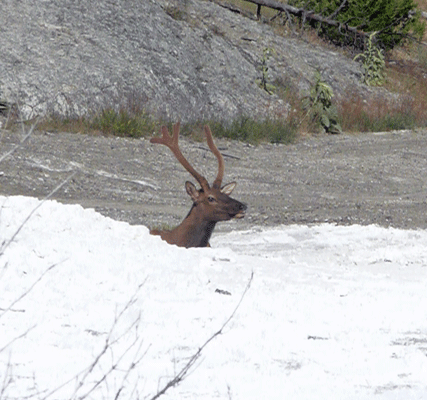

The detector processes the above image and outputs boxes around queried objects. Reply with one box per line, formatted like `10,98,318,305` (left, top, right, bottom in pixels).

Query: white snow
1,195,427,399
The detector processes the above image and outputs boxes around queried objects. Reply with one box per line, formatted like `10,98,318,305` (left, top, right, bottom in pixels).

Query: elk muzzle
229,200,247,220
227,198,248,220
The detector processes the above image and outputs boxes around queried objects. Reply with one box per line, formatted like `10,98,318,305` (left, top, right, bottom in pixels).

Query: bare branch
0,352,13,399
150,271,254,400
0,325,36,354
37,282,147,400
0,171,77,257
0,121,35,164
0,264,58,319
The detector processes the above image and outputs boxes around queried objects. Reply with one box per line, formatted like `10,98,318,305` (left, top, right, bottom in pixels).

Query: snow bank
1,196,427,399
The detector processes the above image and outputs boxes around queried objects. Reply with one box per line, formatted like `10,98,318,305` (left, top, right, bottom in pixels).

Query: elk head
150,122,247,248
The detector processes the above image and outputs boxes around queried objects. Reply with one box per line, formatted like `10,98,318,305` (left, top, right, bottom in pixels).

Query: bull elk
150,122,247,248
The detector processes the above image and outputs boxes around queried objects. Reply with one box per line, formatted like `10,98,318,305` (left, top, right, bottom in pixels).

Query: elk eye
208,195,216,203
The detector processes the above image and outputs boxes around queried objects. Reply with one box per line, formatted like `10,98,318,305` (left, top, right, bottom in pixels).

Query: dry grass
34,108,158,138
337,48,427,133
339,90,427,133
36,115,90,134
416,0,427,10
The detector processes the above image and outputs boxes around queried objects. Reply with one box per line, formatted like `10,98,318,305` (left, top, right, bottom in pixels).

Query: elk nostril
240,203,247,211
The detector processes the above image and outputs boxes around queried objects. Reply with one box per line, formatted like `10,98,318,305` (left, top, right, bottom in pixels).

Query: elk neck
174,203,217,248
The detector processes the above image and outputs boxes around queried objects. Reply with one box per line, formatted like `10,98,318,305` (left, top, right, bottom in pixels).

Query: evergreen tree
289,0,425,49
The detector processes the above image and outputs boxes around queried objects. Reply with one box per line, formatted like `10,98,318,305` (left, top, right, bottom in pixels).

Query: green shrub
302,71,342,134
354,32,386,86
91,108,156,137
359,110,417,132
255,48,276,94
212,117,297,144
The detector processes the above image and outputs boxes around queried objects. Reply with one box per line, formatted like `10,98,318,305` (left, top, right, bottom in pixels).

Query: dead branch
0,264,58,320
0,325,36,354
215,1,255,19
0,353,13,399
150,271,254,400
226,0,367,39
0,121,35,164
0,171,77,258
39,282,148,400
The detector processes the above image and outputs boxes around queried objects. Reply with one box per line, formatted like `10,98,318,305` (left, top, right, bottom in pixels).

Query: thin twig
0,352,13,400
113,340,150,400
0,118,37,164
150,271,254,400
0,325,36,354
0,307,25,313
0,171,77,257
0,263,58,319
195,145,242,160
39,282,147,400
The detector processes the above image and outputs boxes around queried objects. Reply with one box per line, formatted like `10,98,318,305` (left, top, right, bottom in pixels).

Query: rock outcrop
1,0,373,122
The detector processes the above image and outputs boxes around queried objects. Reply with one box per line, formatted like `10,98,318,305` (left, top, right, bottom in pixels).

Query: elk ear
221,182,236,195
185,181,200,201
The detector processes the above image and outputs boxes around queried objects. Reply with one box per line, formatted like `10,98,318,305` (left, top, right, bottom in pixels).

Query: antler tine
204,125,224,189
151,122,209,190
149,123,177,147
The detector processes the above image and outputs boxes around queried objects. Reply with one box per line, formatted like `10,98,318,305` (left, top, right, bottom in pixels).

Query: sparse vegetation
33,112,297,144
164,3,188,21
338,92,426,132
223,0,427,134
199,117,298,144
4,1,427,141
35,108,158,138
416,42,427,69
354,32,386,86
256,47,276,94
90,108,157,137
302,71,342,134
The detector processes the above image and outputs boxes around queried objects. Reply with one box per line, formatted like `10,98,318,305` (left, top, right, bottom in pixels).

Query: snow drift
1,195,427,399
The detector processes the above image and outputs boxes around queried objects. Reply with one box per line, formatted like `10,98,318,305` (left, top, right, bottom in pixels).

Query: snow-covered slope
1,196,426,399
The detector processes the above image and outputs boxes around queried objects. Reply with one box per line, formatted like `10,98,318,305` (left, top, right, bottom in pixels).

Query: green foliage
357,109,418,132
36,111,297,144
91,108,156,138
354,32,386,86
255,48,276,94
289,0,425,49
205,117,297,144
302,71,342,134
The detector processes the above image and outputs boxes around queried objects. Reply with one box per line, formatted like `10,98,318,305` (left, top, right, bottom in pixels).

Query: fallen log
241,0,366,38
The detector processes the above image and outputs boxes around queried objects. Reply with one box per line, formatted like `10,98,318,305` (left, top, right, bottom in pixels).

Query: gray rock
0,0,385,122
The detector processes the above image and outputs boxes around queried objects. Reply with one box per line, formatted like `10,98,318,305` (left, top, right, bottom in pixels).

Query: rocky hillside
1,0,382,123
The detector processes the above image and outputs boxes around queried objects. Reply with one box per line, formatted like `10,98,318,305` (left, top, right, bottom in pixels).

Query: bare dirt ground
1,127,426,233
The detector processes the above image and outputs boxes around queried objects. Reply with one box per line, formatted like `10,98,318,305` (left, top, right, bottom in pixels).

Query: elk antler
204,125,224,189
150,122,209,191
